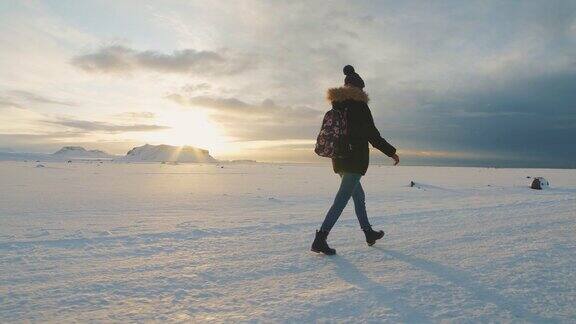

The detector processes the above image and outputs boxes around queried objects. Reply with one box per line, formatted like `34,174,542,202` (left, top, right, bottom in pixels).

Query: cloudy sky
1,0,575,167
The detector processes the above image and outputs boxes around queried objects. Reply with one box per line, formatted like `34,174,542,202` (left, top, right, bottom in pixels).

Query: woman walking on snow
311,65,400,255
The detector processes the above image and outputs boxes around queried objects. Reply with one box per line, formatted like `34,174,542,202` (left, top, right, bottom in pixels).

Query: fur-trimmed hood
326,86,369,103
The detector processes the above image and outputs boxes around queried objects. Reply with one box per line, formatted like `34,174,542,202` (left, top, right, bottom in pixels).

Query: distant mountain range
0,144,218,163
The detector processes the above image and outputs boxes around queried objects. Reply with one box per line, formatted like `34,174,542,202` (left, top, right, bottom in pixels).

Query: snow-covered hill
121,144,217,163
52,146,113,159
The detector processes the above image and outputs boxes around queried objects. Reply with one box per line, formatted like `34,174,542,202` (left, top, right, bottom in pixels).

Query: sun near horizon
138,109,233,156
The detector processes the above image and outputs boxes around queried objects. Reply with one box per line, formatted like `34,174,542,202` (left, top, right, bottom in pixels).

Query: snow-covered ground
0,161,575,322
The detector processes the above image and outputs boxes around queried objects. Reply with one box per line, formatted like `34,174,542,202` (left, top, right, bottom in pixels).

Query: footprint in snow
96,230,112,236
24,229,50,238
176,221,195,229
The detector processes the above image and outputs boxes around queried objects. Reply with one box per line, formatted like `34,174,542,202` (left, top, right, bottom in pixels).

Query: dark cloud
45,117,170,133
71,45,253,75
371,72,576,168
167,93,323,140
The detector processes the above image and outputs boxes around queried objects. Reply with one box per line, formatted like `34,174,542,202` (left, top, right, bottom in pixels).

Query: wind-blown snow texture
0,161,574,322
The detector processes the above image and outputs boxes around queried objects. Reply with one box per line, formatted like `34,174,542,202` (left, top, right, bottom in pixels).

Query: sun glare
140,110,230,155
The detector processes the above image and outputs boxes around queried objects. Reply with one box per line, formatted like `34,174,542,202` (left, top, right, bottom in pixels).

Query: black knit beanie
343,65,365,89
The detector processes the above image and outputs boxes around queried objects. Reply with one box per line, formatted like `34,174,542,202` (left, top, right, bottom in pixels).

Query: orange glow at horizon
137,109,233,155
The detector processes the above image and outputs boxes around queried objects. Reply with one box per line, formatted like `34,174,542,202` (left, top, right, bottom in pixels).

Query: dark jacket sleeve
362,104,396,157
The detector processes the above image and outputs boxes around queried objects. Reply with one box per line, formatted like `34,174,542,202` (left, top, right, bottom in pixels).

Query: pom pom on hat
343,65,365,89
343,65,355,76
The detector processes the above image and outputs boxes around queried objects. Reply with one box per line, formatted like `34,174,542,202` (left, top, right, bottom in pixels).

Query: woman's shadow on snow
331,255,430,322
344,246,557,323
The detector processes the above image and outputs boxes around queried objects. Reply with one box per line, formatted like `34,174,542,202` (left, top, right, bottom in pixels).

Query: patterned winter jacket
327,86,396,175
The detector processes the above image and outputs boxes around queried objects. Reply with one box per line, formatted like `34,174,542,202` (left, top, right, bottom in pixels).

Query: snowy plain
0,161,575,323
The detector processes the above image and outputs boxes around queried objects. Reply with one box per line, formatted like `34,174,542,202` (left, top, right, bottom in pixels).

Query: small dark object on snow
311,230,336,255
531,177,549,190
409,181,423,189
364,228,385,246
526,176,531,178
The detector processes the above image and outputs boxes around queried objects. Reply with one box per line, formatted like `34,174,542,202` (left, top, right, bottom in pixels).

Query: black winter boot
311,230,336,255
363,228,385,246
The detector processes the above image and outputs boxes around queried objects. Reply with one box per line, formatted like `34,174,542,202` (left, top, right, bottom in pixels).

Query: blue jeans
320,172,372,232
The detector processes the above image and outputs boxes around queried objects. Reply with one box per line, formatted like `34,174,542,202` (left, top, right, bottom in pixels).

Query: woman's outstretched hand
391,153,400,166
